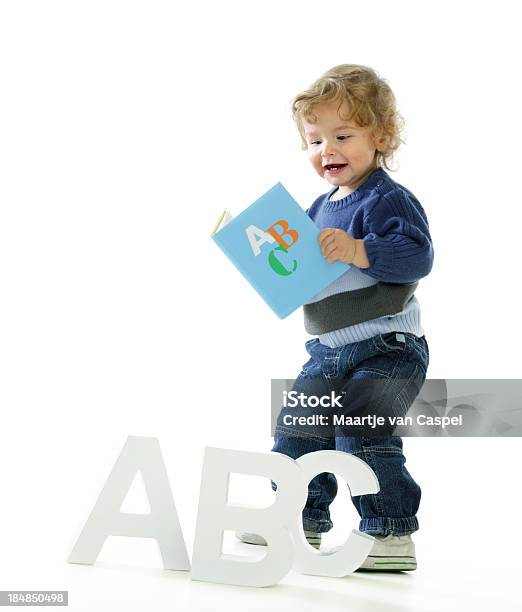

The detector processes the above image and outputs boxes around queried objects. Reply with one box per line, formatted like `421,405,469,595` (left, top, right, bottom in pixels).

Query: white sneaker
357,534,417,571
235,530,321,549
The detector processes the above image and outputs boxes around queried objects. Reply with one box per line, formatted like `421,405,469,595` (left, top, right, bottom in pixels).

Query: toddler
239,64,433,571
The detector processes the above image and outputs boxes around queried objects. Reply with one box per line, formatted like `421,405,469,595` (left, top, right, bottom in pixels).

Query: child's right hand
319,228,369,268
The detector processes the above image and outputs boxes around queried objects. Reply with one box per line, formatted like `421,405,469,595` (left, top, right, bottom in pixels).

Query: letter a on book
245,225,275,256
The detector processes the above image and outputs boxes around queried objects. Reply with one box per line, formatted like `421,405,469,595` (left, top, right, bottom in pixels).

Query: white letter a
67,436,190,571
245,224,275,256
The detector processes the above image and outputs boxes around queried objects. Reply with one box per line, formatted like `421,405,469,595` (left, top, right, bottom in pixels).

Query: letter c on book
268,244,297,276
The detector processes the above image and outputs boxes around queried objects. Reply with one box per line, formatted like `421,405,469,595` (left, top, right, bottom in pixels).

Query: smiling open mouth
324,164,348,172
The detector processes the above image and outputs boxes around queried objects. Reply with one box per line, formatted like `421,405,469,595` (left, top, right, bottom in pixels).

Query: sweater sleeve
362,188,434,283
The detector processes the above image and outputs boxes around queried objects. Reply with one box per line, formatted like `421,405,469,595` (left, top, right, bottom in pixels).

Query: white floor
3,542,518,612
1,520,520,612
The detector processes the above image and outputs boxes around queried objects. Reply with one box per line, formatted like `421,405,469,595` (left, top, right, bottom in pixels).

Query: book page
211,210,234,236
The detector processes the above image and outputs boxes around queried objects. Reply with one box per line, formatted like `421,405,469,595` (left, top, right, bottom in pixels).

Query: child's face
302,101,382,198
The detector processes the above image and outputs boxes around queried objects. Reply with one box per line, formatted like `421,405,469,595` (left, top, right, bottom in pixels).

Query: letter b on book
267,220,299,250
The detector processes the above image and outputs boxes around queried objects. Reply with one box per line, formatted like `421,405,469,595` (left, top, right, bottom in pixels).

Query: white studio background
0,1,520,611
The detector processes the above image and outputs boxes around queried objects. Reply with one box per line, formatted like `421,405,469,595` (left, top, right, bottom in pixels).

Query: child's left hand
319,228,370,268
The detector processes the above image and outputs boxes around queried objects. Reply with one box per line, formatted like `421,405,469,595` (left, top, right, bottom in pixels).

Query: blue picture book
211,183,349,318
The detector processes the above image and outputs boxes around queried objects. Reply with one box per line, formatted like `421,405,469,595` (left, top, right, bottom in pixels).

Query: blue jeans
271,332,429,536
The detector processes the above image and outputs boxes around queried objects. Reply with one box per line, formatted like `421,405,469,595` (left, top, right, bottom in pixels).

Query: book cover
212,183,349,318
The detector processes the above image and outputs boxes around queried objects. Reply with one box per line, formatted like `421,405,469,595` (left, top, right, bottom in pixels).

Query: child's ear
374,131,389,152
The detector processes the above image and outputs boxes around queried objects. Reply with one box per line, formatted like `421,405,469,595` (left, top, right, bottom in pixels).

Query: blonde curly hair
292,64,405,171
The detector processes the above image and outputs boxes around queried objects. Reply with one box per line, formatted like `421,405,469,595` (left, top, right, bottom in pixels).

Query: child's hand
319,228,370,268
319,228,356,263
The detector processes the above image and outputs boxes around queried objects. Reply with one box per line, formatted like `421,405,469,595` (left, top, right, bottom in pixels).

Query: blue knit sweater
304,166,434,346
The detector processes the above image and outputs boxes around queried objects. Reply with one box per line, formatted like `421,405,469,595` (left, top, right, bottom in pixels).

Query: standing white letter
290,450,379,577
190,447,307,587
67,436,190,571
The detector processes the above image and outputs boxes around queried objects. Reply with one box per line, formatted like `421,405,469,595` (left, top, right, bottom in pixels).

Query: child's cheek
311,156,324,176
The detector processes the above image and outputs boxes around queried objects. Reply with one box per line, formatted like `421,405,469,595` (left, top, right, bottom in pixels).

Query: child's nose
321,141,338,157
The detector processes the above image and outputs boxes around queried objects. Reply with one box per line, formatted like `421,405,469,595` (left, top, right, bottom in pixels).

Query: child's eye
337,135,352,141
310,140,321,146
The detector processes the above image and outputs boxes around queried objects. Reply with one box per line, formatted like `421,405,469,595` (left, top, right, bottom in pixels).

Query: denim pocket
375,332,408,353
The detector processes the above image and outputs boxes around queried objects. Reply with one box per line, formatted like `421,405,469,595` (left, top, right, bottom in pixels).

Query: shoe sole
236,532,321,549
237,534,414,568
237,533,267,546
358,555,417,571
